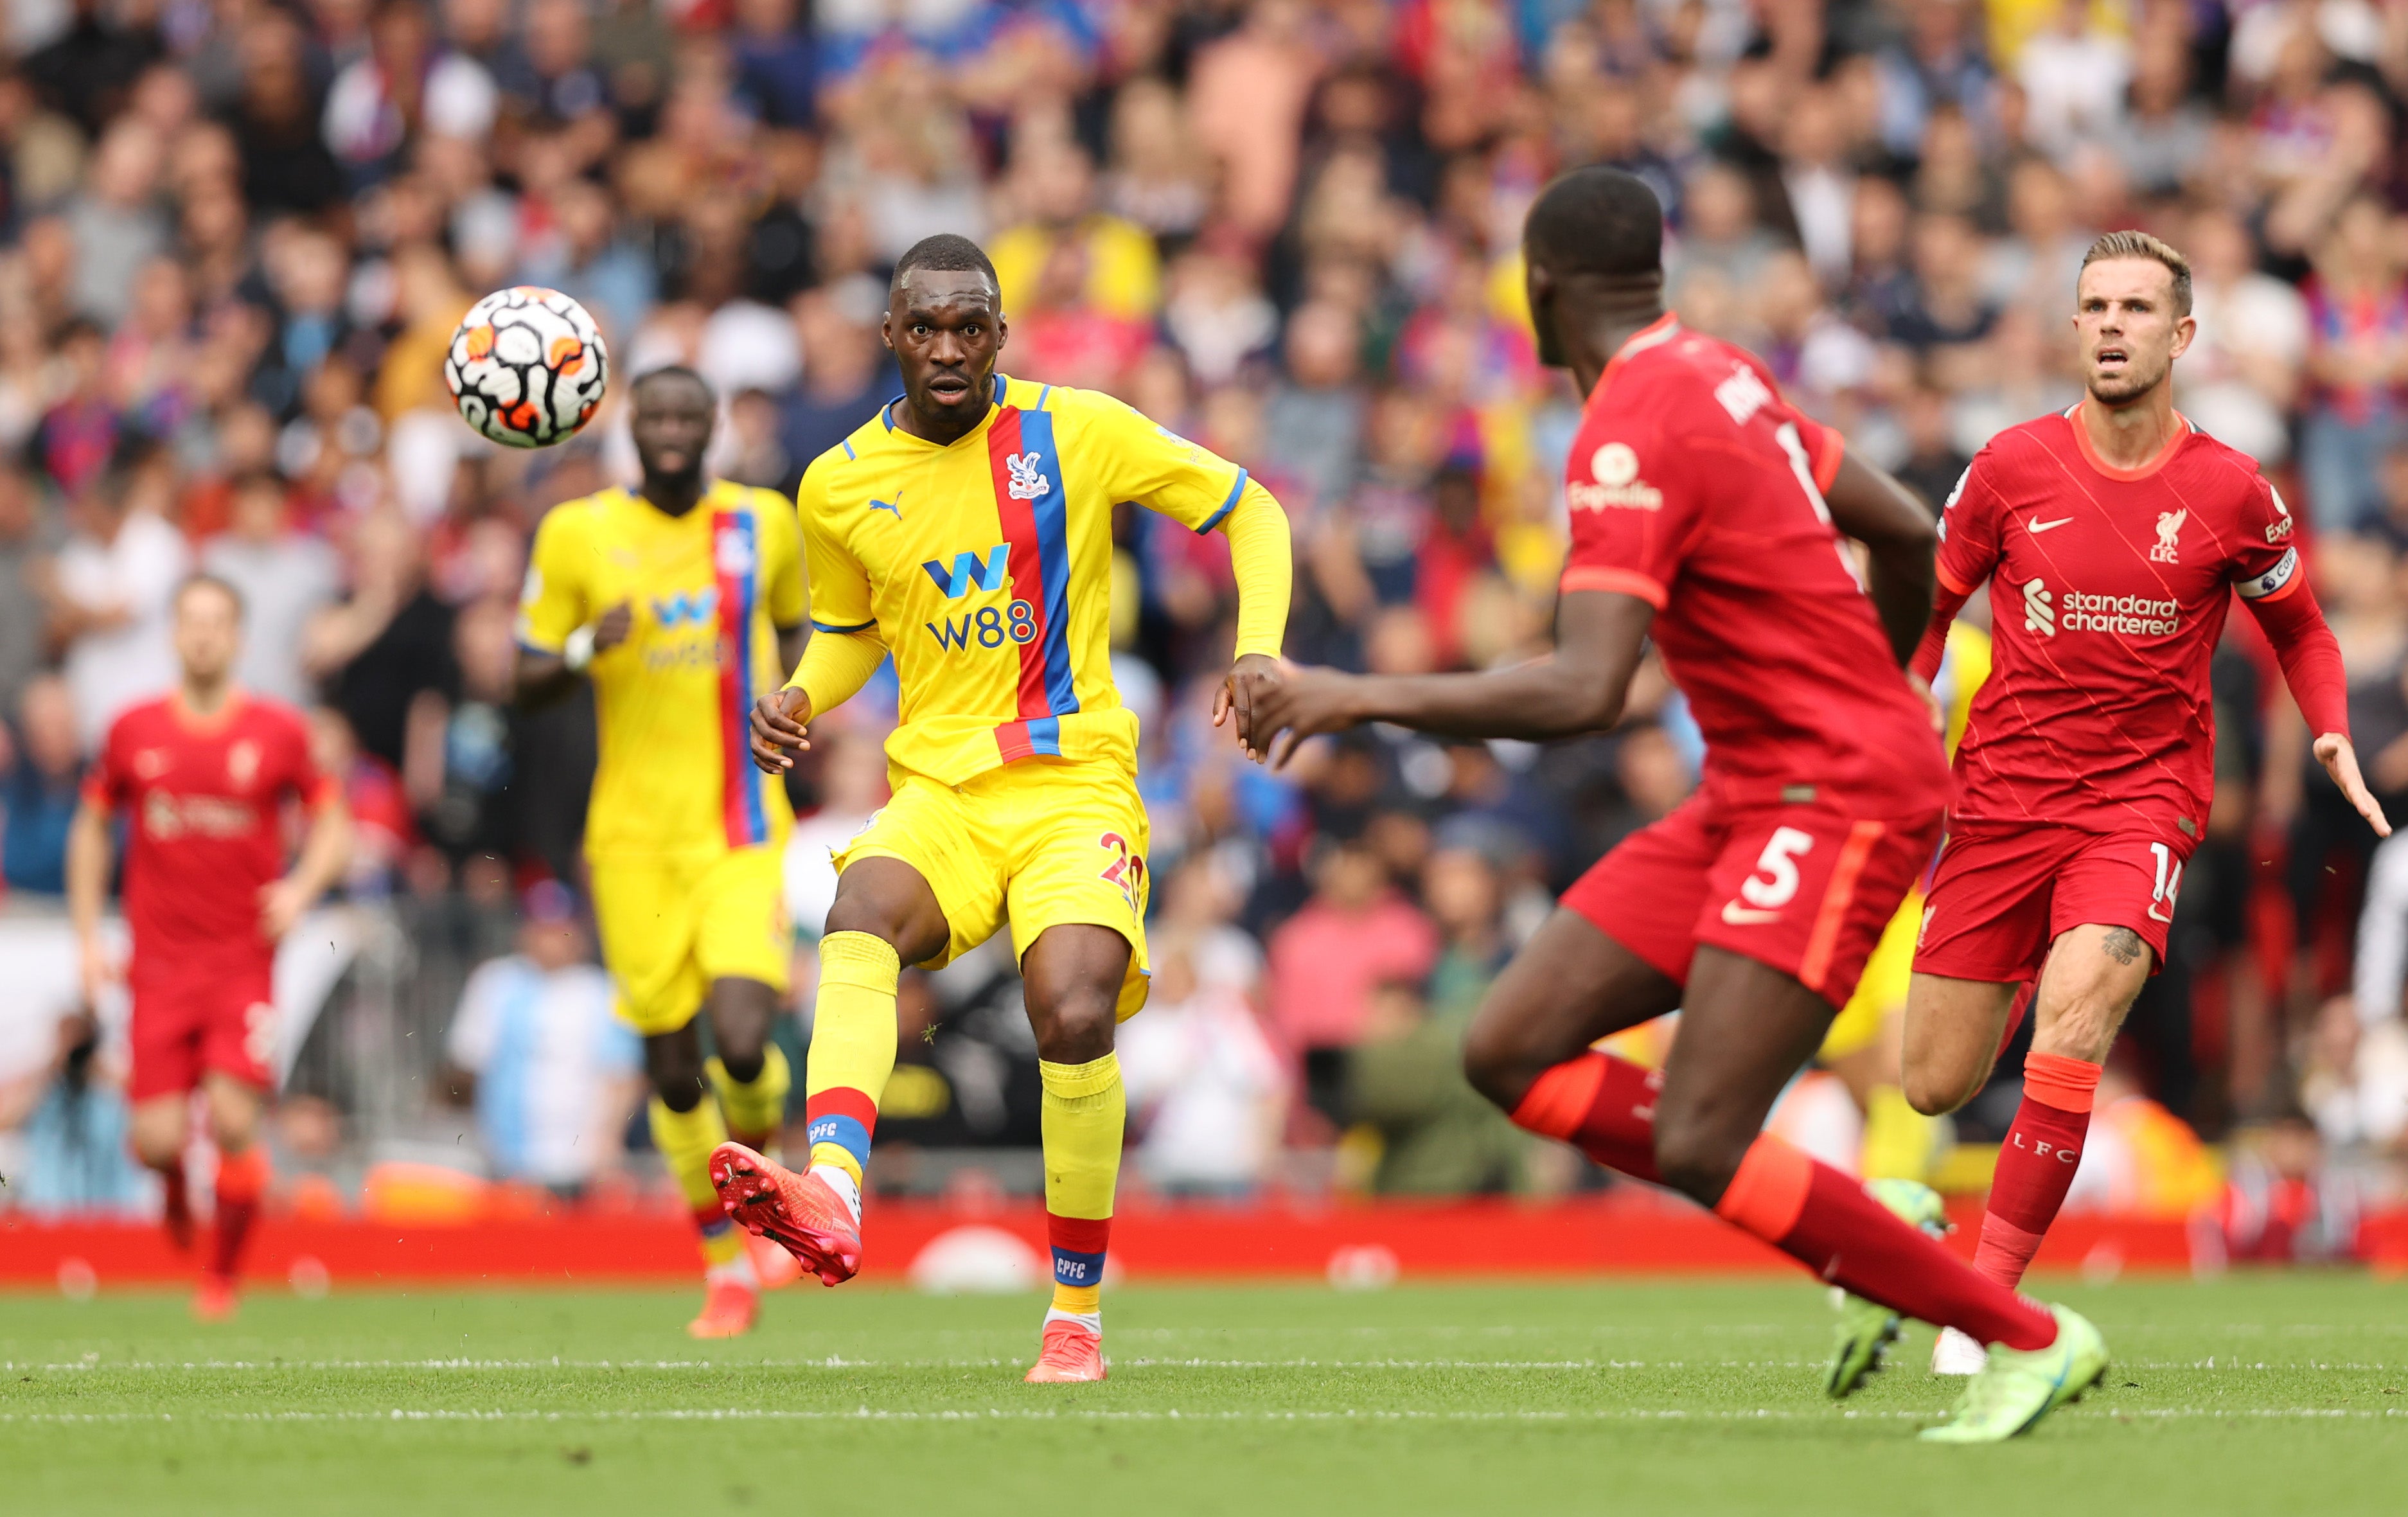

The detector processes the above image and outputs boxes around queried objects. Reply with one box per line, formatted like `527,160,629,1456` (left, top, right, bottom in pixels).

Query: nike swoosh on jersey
1719,901,1784,925
2028,517,2073,533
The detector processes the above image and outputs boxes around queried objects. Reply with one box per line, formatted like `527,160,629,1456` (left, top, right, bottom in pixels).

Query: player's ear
995,310,1009,351
880,310,896,352
2170,313,2197,360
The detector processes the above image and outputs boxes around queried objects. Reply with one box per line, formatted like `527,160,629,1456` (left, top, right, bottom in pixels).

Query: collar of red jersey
1602,314,1682,380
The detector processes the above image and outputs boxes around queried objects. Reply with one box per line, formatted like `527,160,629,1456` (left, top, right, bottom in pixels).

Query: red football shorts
1560,794,1944,1009
127,954,278,1101
1912,821,2191,983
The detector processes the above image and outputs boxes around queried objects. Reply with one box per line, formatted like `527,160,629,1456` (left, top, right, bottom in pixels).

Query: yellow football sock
650,1094,743,1268
1040,1052,1124,1317
1861,1085,1941,1183
709,1043,792,1153
804,932,901,1189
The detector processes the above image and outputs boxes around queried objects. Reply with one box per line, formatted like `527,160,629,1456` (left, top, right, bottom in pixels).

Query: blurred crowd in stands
4,0,2408,1258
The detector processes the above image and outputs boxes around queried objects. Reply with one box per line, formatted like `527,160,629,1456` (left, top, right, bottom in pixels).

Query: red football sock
209,1146,270,1282
1719,1136,2058,1352
1508,1051,1663,1182
1973,1052,2100,1290
1516,1053,2055,1351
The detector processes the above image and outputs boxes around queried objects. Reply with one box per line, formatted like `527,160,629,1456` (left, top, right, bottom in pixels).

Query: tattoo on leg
2102,928,2144,966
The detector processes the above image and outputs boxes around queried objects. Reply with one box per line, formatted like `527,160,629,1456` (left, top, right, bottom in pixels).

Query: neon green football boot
1823,1178,1949,1399
1919,1304,2108,1443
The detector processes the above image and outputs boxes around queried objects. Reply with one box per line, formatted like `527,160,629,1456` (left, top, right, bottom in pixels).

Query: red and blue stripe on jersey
987,401,1078,763
713,506,770,848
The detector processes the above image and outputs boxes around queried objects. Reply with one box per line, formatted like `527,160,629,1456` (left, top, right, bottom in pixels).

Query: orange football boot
1024,1320,1107,1384
191,1273,238,1323
686,1276,760,1338
708,1143,861,1287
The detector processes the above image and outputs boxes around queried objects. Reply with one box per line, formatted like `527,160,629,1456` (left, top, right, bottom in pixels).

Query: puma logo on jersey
2024,578,2055,636
921,546,1011,598
2028,516,2072,533
869,497,903,520
2150,508,2187,564
1005,451,1051,501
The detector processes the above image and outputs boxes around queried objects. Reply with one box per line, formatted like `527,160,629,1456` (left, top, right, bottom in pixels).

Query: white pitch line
3,1406,2405,1428
6,1356,2402,1373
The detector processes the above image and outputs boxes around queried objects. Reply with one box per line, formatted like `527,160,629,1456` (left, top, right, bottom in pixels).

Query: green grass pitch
3,1275,2405,1515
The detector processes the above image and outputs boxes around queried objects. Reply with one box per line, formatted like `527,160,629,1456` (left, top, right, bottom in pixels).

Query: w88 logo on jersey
925,599,1037,651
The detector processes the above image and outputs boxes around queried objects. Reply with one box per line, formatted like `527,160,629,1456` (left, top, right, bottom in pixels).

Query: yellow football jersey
799,375,1250,784
518,479,806,858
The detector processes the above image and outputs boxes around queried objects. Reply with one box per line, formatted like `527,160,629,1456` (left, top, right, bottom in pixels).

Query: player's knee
1651,1122,1746,1208
1459,1018,1528,1113
1029,986,1117,1064
643,1034,707,1110
1901,1061,1971,1118
129,1122,182,1172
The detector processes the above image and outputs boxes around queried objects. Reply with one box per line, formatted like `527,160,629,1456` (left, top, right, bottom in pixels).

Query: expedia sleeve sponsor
1566,441,1665,511
2233,546,2299,601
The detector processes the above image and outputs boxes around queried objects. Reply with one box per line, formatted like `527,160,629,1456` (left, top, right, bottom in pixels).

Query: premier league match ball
443,286,610,448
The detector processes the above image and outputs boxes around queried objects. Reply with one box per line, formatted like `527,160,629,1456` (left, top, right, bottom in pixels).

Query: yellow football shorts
589,844,792,1034
833,756,1152,1019
1819,890,1920,1061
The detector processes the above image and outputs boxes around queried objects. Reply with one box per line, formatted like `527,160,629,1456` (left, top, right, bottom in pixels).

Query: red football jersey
84,693,329,966
1933,406,2299,837
1559,316,1948,813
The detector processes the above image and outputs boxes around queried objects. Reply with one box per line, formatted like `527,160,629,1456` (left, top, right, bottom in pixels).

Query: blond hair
2079,230,2193,316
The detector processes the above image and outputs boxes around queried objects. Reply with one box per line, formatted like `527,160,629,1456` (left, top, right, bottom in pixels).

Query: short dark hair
891,233,998,294
1523,166,1665,281
630,364,714,405
2079,229,2193,317
175,571,245,621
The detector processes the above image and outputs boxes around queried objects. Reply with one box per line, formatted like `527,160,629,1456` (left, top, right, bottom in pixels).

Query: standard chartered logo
2023,578,2055,636
2024,576,2179,638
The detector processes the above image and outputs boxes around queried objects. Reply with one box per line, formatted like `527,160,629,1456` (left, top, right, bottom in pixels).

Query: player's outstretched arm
515,601,635,707
1210,483,1294,761
1251,590,1654,763
1822,451,1938,667
2247,576,2391,837
261,795,353,939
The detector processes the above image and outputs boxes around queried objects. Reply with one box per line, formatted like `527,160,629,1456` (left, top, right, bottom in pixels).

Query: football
443,286,610,448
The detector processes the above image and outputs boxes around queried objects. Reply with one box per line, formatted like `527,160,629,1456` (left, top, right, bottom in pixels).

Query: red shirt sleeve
80,717,127,812
1559,405,1704,610
2227,474,2301,594
276,707,335,808
1933,452,2003,599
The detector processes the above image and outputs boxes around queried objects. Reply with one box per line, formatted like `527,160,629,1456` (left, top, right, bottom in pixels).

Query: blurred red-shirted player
68,573,350,1320
1901,231,2387,1376
1250,166,2105,1442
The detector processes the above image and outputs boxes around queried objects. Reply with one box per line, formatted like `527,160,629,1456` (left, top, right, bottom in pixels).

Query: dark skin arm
1212,652,1284,762
1823,450,1938,668
517,614,799,712
1250,590,1655,765
514,601,634,708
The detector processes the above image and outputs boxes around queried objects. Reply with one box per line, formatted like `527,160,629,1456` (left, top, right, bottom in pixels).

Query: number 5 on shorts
1742,826,1817,909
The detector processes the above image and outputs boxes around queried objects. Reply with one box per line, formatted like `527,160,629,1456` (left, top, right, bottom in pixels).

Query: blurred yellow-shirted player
1821,619,1993,1179
709,235,1291,1385
514,365,806,1338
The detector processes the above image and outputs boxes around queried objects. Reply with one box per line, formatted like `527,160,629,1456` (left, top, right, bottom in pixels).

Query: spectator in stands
2303,196,2408,533
46,438,186,752
1,675,83,895
441,880,640,1194
199,472,341,709
305,508,457,832
0,465,57,723
1267,832,1439,1110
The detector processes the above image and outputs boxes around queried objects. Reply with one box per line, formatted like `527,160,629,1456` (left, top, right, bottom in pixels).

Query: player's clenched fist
1211,652,1285,763
750,686,813,773
1244,662,1368,768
